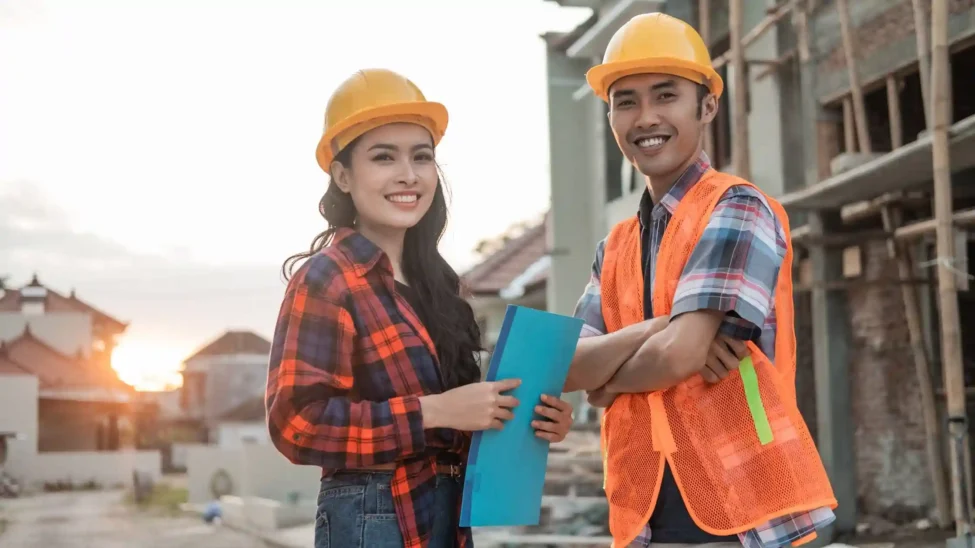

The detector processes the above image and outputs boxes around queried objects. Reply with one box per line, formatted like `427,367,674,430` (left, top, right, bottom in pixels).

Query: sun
111,340,185,392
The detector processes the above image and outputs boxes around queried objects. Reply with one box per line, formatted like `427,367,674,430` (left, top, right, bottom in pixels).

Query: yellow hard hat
586,12,723,102
315,68,448,173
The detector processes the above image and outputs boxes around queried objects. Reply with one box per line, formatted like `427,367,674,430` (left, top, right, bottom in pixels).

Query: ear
701,93,719,124
331,162,352,193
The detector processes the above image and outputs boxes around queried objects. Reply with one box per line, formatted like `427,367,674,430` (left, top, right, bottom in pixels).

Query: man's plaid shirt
266,228,471,548
575,152,836,548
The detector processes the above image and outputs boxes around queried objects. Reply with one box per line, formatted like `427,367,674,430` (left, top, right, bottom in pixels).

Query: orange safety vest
599,170,837,547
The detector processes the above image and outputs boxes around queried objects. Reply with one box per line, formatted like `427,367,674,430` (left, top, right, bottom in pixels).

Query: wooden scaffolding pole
729,0,751,179
712,0,797,69
882,207,953,527
835,0,872,154
930,0,970,538
699,0,715,160
880,74,951,527
912,0,933,127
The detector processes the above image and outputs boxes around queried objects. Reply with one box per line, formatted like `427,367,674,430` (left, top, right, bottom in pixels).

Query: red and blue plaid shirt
266,227,471,548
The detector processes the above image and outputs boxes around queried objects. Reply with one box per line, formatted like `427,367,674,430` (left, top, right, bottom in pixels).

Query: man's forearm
603,310,726,394
564,318,665,392
603,330,690,394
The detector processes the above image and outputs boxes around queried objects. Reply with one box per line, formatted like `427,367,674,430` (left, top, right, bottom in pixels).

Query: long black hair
282,137,483,389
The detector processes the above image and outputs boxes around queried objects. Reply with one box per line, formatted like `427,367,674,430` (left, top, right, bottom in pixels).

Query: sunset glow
111,340,185,392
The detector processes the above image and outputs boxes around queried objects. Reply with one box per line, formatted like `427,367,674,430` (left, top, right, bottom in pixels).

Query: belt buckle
441,463,461,478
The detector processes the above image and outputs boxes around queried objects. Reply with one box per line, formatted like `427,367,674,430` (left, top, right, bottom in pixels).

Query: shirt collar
332,227,393,278
638,150,713,226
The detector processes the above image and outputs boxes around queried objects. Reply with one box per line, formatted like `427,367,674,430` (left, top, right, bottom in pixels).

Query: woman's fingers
494,408,515,422
532,419,560,433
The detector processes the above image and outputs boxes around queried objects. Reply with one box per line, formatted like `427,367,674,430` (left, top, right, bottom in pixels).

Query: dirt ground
0,489,265,548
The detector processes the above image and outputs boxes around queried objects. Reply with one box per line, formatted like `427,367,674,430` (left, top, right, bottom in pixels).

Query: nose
634,101,662,130
398,159,419,186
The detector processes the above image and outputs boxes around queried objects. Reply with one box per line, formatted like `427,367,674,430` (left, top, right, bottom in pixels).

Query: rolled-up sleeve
265,272,426,468
573,238,608,338
669,188,787,342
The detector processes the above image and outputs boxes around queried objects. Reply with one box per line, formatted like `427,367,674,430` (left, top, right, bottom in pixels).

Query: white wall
19,450,161,488
0,374,39,470
0,312,93,357
215,421,270,449
185,443,319,505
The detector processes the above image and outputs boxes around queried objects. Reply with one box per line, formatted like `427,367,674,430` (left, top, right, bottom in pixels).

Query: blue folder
459,304,584,528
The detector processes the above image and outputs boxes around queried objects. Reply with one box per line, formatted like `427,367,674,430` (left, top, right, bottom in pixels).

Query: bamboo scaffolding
880,206,951,527
835,0,872,154
930,0,970,537
729,0,750,179
712,1,797,69
699,0,715,160
912,0,932,128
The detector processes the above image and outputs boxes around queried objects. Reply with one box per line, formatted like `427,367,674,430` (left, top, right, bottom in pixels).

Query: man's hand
700,334,750,383
586,386,617,408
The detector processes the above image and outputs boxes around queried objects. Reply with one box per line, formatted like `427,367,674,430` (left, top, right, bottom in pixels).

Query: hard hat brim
316,101,449,173
587,57,724,103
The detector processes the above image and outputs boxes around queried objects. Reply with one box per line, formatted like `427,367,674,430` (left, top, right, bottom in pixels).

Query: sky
0,0,591,390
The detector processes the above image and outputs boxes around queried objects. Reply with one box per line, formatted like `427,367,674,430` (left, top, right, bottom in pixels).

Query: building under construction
542,0,975,544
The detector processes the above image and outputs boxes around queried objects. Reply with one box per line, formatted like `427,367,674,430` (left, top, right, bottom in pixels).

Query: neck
357,223,407,282
644,147,702,203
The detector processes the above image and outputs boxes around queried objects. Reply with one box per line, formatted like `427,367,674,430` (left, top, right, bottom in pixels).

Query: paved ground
0,490,265,548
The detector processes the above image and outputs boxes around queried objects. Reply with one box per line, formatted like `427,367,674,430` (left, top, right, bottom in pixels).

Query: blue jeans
314,471,462,548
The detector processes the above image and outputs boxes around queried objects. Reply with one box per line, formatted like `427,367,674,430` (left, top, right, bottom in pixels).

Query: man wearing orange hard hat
562,13,838,548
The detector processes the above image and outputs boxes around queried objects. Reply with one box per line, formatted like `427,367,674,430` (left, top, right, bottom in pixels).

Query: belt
340,457,464,478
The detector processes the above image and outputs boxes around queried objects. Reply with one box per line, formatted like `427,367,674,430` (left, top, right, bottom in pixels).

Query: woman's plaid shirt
265,228,471,548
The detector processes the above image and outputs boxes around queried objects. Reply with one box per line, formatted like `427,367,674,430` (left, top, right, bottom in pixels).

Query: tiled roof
461,212,550,296
3,326,115,389
0,274,127,332
0,342,32,376
183,330,272,363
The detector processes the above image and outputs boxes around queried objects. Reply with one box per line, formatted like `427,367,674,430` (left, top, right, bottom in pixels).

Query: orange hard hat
315,68,448,173
586,12,723,102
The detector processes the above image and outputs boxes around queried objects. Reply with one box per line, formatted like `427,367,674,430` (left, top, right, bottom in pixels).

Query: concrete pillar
808,211,858,541
544,48,600,319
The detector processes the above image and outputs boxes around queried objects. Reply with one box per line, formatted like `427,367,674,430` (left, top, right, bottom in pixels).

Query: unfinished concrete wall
847,240,933,520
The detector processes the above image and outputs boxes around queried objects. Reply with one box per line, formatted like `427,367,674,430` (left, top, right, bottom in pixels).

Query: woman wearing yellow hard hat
265,68,576,548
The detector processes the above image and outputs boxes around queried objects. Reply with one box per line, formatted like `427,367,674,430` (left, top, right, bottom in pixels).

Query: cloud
0,181,286,358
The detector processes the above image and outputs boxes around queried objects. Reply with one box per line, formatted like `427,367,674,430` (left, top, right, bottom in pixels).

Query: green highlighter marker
740,356,774,445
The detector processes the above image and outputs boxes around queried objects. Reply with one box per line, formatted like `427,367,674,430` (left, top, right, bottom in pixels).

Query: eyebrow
611,79,678,100
367,143,434,153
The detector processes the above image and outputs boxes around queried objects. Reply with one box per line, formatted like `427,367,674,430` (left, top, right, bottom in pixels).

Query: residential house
0,275,136,452
177,330,271,441
0,274,161,487
462,213,550,353
542,0,975,536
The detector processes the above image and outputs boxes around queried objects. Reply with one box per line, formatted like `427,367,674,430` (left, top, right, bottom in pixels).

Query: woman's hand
531,394,574,443
420,378,521,432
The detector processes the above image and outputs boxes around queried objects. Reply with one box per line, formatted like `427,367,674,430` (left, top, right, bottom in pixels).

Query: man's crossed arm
564,310,750,407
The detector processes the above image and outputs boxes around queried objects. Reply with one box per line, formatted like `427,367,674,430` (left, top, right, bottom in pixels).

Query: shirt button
293,434,300,442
